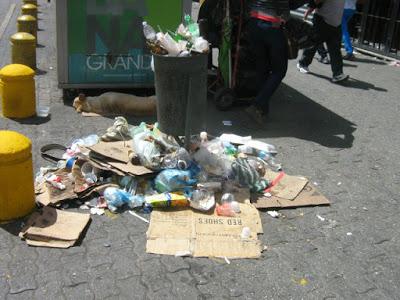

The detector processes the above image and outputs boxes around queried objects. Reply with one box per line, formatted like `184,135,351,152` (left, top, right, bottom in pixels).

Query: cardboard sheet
88,141,132,163
264,170,309,200
252,183,330,209
146,203,263,259
20,207,90,248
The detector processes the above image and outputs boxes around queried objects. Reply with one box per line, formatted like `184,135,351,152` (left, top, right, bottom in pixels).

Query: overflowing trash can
153,53,208,137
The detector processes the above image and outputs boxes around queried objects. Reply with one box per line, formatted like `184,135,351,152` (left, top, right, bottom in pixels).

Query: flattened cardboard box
146,203,263,259
20,207,90,248
252,183,330,209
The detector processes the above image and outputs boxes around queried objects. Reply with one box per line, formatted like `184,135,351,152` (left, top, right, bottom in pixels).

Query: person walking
342,0,357,60
245,0,290,124
297,0,349,83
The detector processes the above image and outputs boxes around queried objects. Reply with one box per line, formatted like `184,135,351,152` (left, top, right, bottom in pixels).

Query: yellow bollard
0,131,35,221
17,15,37,41
0,64,36,118
11,32,36,70
23,0,38,6
21,4,37,20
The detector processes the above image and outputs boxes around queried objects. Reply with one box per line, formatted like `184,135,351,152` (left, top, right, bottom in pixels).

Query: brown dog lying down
73,92,157,117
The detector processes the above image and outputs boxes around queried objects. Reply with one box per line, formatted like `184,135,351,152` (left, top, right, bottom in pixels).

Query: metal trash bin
153,54,208,137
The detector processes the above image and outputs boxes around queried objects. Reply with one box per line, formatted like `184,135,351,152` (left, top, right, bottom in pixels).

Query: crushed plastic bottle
189,189,215,211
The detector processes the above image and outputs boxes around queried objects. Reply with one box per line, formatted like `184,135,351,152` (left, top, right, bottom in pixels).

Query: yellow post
17,15,37,41
21,4,37,20
0,131,35,222
11,32,36,70
23,0,38,6
0,64,36,118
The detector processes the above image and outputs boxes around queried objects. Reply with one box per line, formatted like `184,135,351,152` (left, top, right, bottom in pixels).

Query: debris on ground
24,117,332,257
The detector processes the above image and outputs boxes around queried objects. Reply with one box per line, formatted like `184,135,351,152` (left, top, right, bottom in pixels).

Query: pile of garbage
143,15,209,57
28,117,330,255
35,117,280,217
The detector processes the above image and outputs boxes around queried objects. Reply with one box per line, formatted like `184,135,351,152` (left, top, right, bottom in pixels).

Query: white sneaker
297,63,309,74
332,73,349,83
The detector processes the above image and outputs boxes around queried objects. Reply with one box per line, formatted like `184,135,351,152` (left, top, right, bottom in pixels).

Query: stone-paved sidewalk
1,0,400,299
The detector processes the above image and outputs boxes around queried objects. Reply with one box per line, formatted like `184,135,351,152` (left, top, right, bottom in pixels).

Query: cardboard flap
252,183,330,209
265,170,308,200
88,141,132,163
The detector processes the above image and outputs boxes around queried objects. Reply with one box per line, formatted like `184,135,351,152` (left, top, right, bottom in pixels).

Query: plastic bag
154,169,197,193
104,187,144,212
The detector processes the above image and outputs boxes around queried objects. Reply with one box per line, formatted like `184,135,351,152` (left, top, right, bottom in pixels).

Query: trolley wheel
214,88,235,111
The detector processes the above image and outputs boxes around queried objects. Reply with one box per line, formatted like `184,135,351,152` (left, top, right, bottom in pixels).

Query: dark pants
248,18,288,114
299,14,343,77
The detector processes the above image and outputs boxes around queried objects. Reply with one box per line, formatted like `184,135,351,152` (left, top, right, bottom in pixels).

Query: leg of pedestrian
342,8,355,60
326,25,348,83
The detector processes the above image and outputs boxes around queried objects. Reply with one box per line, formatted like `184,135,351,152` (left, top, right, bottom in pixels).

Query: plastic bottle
189,189,215,211
258,151,282,171
142,21,156,42
161,148,191,170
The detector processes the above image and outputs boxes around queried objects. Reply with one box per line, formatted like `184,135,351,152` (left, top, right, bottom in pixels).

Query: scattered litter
103,243,111,248
29,108,332,258
337,182,342,186
362,207,368,211
90,207,105,215
129,211,150,223
347,232,353,236
224,257,231,264
313,182,319,186
267,211,280,218
323,219,338,229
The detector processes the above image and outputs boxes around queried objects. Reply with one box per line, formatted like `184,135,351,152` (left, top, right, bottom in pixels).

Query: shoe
317,56,330,64
245,105,267,125
332,73,349,83
343,53,355,60
297,63,309,74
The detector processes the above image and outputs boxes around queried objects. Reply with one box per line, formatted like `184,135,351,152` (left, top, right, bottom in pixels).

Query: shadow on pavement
352,56,387,65
11,115,51,125
36,68,48,76
206,83,357,149
309,72,387,92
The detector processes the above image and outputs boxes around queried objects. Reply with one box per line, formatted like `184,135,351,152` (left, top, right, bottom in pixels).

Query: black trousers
248,18,288,114
299,14,343,76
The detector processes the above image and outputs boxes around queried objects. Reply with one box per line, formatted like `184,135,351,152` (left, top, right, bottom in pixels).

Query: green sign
67,0,183,84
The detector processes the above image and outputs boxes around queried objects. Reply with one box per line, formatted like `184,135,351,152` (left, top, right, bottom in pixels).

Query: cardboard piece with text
146,202,263,259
